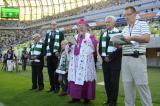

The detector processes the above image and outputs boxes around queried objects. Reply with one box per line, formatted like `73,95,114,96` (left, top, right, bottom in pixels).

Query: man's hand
104,56,109,63
31,56,36,60
113,43,121,48
55,52,59,57
121,36,133,43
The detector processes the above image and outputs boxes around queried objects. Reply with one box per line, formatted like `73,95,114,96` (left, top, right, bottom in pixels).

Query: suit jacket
99,30,122,70
44,30,64,56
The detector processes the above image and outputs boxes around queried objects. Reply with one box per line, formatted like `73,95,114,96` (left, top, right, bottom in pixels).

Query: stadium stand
0,0,160,66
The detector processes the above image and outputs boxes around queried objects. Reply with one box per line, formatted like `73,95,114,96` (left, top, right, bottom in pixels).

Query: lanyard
128,20,139,36
129,24,134,36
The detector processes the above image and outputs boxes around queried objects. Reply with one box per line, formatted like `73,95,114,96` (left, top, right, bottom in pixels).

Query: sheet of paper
107,46,117,52
110,34,126,44
65,35,77,45
56,69,66,74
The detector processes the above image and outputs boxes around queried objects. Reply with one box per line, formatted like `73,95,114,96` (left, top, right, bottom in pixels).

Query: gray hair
105,16,116,22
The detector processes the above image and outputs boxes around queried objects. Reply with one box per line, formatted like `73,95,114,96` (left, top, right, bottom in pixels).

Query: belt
123,53,145,56
31,59,40,63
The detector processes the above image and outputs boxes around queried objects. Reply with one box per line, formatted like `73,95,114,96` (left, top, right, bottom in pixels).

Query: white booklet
110,34,126,44
65,35,77,45
56,69,66,74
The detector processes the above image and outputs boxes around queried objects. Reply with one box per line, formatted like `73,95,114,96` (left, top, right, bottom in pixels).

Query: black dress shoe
83,99,90,104
54,89,59,93
46,89,54,92
108,103,117,106
58,92,67,96
38,87,44,91
68,99,80,103
29,87,37,90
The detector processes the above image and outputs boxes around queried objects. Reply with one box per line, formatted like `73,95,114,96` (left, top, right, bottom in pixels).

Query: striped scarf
30,40,43,56
46,30,60,56
58,50,68,71
101,31,110,56
101,28,121,56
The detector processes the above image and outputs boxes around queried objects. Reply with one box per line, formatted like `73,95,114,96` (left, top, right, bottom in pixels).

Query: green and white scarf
46,32,52,56
101,28,121,56
30,40,43,62
58,50,68,71
101,31,109,56
30,40,43,56
46,30,60,56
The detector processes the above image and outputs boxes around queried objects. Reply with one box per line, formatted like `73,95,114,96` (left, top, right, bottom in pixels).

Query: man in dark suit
99,16,122,106
44,20,64,93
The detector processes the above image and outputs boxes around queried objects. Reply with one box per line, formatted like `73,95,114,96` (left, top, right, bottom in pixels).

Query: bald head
32,33,41,42
32,33,40,39
50,20,57,30
51,20,57,25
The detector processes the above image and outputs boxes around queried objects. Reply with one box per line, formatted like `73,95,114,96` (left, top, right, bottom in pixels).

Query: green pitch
0,64,159,106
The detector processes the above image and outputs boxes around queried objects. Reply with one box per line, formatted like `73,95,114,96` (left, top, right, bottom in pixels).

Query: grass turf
0,64,160,106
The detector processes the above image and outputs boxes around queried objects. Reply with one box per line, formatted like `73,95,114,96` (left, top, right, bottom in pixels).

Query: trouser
22,59,27,71
31,62,44,89
102,61,120,104
123,82,152,106
7,60,14,71
121,55,152,106
1,62,7,71
58,74,68,92
47,55,59,90
94,56,97,69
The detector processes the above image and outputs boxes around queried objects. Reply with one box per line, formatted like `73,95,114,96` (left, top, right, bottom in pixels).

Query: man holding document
121,6,152,106
99,16,122,106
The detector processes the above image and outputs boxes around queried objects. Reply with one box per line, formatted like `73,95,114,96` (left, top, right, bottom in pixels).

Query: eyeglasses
50,23,56,25
124,13,134,17
105,22,111,24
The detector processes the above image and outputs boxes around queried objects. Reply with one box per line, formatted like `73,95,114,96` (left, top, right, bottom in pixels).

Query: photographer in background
21,47,28,71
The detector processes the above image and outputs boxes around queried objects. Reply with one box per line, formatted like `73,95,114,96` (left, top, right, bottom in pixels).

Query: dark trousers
31,62,44,89
102,61,120,105
1,62,7,71
22,59,27,71
58,74,68,92
47,55,59,91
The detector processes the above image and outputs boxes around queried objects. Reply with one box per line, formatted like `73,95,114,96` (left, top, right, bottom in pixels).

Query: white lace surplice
68,33,96,85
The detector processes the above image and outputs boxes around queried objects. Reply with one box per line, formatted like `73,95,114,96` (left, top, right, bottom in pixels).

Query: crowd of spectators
0,29,37,50
0,0,159,50
0,0,157,28
0,20,24,27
